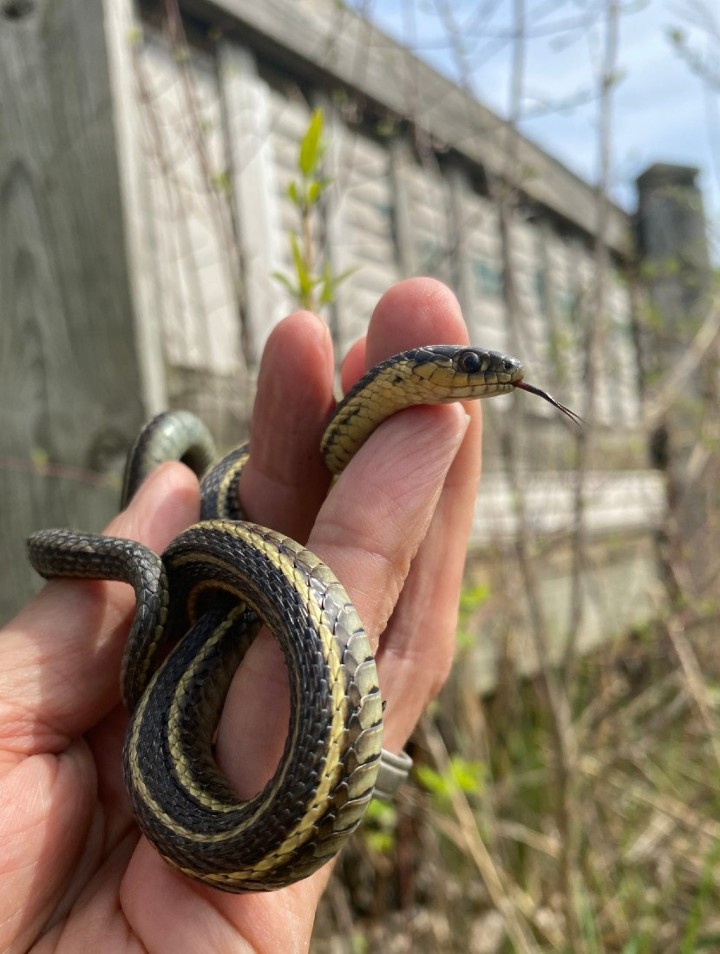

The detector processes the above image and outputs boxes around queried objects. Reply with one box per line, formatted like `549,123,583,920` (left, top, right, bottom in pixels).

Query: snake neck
320,354,436,475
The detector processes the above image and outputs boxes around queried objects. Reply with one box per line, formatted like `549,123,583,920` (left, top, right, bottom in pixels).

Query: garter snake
27,344,577,892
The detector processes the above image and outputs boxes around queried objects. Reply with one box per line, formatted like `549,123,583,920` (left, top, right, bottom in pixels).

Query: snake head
413,345,524,393
424,346,581,425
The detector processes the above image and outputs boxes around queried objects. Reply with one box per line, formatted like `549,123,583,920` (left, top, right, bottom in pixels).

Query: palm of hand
0,279,481,953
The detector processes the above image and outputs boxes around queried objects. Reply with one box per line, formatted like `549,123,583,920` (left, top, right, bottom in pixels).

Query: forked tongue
514,381,583,426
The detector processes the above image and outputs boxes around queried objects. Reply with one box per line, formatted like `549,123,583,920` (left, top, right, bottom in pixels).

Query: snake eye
457,350,482,374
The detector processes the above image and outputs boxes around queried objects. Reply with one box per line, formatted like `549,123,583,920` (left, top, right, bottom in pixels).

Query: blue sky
351,1,719,244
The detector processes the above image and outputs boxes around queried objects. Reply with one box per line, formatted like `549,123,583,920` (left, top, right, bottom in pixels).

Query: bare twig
643,295,720,429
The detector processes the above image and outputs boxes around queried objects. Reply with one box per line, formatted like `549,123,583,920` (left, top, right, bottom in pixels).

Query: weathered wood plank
179,0,632,256
219,41,286,360
0,0,145,621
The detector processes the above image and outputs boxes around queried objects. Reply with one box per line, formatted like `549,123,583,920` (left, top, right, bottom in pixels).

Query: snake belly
26,345,524,892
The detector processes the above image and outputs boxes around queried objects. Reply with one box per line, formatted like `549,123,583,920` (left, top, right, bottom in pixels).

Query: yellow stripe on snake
27,345,578,892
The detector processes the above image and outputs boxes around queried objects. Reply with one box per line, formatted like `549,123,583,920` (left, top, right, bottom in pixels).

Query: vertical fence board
0,0,144,620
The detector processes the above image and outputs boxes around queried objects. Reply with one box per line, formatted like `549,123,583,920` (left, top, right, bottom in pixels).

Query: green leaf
306,180,323,206
298,108,324,178
271,271,298,296
364,799,397,827
290,233,318,308
351,932,369,954
290,232,306,282
287,180,299,207
210,169,232,196
459,582,490,615
415,764,446,799
362,799,398,856
318,264,358,305
318,261,335,306
416,757,486,812
331,265,358,286
449,756,485,796
31,447,49,471
364,830,395,855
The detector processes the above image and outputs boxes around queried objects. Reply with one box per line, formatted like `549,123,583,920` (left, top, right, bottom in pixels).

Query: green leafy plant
415,755,486,812
456,580,489,649
273,108,356,312
361,799,399,856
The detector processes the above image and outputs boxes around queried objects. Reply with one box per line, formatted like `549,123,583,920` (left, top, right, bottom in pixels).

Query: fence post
0,0,145,620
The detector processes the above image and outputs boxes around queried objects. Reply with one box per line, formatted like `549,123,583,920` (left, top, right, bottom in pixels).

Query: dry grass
312,603,720,953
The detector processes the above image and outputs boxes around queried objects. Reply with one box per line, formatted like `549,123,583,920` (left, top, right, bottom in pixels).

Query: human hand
0,277,482,953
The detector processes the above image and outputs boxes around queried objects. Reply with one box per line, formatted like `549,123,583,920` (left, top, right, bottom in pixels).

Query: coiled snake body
27,345,577,892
